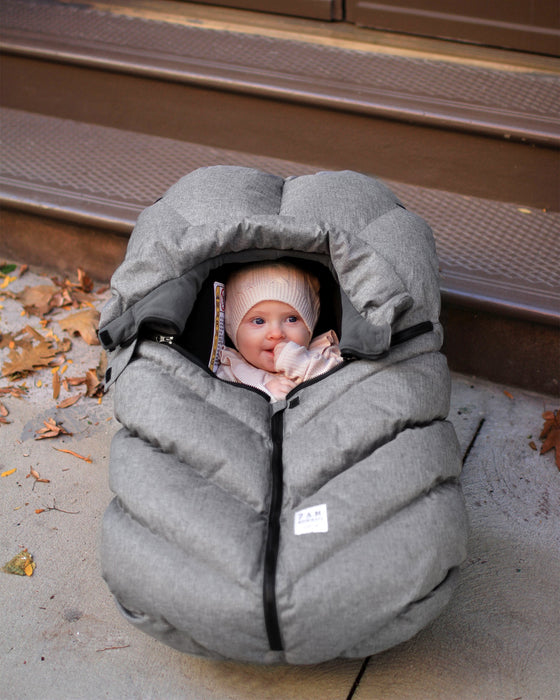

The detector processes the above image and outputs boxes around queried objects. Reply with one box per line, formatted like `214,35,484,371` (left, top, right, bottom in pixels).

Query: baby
217,262,343,400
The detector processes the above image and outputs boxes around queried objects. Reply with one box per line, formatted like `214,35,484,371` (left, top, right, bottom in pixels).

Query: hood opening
171,255,342,371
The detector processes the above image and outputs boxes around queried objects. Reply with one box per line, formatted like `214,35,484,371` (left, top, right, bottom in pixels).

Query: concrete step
1,108,558,395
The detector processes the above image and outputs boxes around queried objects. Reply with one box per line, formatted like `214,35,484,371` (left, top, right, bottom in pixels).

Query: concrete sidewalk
1,267,559,699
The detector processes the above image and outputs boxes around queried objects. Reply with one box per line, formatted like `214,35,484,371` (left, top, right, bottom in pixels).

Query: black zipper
150,336,273,400
341,320,434,360
152,325,432,653
263,408,285,651
390,321,433,347
152,335,284,649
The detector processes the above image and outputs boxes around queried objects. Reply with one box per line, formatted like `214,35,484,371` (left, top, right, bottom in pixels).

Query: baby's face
236,300,311,373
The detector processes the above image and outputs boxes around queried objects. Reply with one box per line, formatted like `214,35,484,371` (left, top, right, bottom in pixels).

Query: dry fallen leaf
35,417,72,440
27,467,50,484
64,365,104,399
540,409,560,469
1,468,17,477
22,325,46,342
52,369,61,400
1,327,71,380
0,331,17,349
51,268,99,308
0,401,9,424
3,339,60,378
85,368,104,398
66,375,86,386
0,384,28,399
8,269,99,321
56,394,81,409
14,284,59,316
77,267,94,293
58,308,100,345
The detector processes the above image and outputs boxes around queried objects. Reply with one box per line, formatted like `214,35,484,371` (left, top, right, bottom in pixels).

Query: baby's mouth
262,347,277,362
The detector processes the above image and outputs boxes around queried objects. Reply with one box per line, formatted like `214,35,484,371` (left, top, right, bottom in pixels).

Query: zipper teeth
161,340,273,400
263,410,284,652
153,323,433,653
162,336,282,648
284,355,349,400
340,320,434,360
391,320,434,347
162,337,349,401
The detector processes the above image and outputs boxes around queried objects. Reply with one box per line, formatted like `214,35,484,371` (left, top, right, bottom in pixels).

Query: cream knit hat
225,262,320,347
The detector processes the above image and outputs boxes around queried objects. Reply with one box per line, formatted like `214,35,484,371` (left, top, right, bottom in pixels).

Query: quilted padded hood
99,166,442,373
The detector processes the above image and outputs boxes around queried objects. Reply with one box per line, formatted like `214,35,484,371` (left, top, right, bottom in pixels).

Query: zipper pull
153,334,175,345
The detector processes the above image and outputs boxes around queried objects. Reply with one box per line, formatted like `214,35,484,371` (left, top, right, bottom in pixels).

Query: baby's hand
265,375,297,399
273,341,289,358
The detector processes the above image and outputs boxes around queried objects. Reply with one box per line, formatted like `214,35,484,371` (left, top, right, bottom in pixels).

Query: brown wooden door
345,1,560,56
190,0,343,21
186,1,560,55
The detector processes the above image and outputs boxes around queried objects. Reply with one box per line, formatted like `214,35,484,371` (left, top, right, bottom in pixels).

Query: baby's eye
252,317,265,325
286,315,300,323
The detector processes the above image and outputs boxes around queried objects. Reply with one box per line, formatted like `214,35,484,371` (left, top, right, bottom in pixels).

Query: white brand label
294,504,328,535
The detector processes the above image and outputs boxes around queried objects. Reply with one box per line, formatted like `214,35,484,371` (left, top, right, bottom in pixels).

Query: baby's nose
267,322,284,338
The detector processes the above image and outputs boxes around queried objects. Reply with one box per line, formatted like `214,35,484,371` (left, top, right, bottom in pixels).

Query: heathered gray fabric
100,166,468,664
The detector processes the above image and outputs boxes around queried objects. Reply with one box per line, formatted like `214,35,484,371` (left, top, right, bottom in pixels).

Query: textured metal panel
0,107,319,227
1,0,559,144
390,182,560,323
1,108,558,325
3,52,559,211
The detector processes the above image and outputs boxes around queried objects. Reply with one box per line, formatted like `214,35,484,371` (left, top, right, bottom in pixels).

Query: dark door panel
346,1,560,56
190,0,343,21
